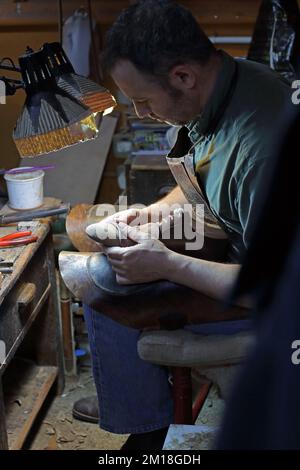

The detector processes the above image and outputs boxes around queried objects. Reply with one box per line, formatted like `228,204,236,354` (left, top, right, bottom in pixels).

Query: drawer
0,241,51,370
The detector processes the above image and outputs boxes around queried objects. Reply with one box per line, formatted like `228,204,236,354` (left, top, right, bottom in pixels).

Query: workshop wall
0,29,59,170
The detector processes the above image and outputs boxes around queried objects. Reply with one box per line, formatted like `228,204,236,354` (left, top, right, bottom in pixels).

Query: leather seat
137,329,254,423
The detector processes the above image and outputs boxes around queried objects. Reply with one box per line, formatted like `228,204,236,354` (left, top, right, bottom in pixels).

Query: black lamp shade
13,43,115,157
42,43,116,114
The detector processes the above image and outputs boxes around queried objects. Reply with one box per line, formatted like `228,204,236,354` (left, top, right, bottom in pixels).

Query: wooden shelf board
3,359,58,450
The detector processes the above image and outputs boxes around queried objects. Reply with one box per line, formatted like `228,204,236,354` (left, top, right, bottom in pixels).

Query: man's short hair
102,0,215,80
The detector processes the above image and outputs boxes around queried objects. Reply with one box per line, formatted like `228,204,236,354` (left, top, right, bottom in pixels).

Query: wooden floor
21,362,225,450
25,367,128,451
163,385,225,450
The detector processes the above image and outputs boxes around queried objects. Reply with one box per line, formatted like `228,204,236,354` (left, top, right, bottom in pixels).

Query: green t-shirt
187,50,292,259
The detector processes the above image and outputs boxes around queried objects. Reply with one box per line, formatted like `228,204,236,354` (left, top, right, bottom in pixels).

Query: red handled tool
0,230,38,247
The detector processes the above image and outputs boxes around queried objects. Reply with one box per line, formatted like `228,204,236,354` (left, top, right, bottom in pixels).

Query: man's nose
133,102,151,119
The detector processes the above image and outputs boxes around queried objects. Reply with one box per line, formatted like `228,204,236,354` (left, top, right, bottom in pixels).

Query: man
73,0,291,449
217,107,300,450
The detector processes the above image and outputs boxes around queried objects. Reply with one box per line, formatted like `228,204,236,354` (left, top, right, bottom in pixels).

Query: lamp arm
0,76,24,96
0,57,24,95
0,58,21,73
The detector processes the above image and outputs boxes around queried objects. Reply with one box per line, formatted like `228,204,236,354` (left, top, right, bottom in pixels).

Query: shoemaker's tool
0,259,14,267
0,203,70,224
0,267,13,274
0,230,38,247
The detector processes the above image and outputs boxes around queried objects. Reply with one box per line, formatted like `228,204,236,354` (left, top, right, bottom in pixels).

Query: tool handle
0,230,32,242
0,267,13,274
0,236,38,247
0,203,70,224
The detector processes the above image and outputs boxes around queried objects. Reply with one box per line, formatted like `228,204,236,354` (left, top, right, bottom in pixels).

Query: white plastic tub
4,167,44,210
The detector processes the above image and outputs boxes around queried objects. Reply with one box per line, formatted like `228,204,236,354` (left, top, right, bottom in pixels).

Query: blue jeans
84,304,252,434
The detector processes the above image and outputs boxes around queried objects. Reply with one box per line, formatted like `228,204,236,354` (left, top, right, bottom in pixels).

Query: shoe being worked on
72,395,99,424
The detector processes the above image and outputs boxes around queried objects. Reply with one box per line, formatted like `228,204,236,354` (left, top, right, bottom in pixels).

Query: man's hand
103,222,173,284
101,221,245,306
85,207,147,246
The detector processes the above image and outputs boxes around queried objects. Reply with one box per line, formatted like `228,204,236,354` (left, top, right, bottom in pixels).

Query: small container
4,167,44,210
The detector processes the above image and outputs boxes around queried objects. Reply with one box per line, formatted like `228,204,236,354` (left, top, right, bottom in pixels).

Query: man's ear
168,64,196,91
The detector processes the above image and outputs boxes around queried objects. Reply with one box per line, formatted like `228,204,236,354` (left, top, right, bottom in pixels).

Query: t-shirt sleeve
235,158,269,249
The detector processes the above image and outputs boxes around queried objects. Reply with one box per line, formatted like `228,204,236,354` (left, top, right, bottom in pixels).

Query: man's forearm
143,186,187,221
166,251,242,303
156,185,187,207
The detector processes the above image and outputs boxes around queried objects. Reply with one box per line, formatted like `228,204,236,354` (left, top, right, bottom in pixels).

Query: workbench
0,222,64,450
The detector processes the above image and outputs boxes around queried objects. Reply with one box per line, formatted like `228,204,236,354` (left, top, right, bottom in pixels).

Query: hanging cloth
62,9,93,77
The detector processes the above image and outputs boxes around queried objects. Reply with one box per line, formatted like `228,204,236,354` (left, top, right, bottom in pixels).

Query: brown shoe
72,395,99,424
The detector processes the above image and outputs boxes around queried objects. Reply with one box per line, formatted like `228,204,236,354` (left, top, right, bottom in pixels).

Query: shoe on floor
72,395,99,424
121,427,169,451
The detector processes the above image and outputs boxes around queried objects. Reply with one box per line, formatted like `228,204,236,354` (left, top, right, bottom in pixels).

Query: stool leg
171,367,193,424
59,274,76,375
192,380,211,423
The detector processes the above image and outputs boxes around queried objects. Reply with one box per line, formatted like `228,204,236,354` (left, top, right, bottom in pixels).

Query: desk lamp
0,42,116,158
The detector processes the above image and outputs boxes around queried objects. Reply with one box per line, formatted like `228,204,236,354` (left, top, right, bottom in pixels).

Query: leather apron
166,61,238,261
166,129,227,240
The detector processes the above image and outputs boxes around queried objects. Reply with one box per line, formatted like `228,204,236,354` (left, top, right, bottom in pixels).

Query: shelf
3,358,58,450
